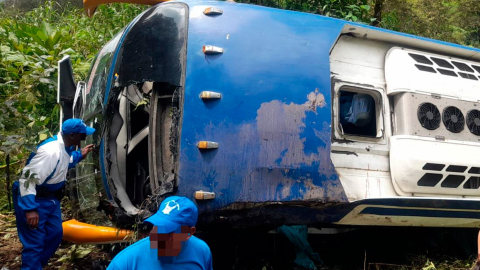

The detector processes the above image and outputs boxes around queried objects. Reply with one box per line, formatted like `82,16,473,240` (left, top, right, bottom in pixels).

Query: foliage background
0,0,146,212
0,0,480,213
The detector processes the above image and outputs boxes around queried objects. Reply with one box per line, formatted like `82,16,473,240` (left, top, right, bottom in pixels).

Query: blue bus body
60,0,480,229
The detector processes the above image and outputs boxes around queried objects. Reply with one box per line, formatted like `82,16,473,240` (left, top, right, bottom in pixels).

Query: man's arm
203,242,213,270
68,144,94,168
206,254,213,270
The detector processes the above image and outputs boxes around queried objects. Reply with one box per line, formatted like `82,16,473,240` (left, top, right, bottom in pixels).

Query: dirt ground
0,214,23,269
1,211,479,270
0,213,111,270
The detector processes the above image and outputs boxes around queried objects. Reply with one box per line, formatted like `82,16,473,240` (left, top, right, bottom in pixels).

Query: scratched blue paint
175,1,350,212
301,111,327,156
275,149,288,165
313,174,328,188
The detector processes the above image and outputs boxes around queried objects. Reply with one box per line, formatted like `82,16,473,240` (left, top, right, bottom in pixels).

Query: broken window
339,89,379,137
73,114,112,225
83,3,188,224
107,82,153,208
84,30,124,118
102,80,182,217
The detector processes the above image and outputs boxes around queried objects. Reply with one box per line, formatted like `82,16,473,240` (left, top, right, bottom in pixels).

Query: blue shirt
107,236,213,270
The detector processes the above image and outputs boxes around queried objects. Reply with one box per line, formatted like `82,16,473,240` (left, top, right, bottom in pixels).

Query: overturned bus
58,0,480,230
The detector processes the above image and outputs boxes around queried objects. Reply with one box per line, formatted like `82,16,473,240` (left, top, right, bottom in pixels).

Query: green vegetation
237,0,480,46
0,1,146,212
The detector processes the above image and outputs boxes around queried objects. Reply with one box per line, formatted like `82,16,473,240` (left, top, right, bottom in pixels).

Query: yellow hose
62,219,134,244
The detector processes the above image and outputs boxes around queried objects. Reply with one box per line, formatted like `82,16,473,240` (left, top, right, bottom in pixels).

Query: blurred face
68,133,86,148
149,225,194,257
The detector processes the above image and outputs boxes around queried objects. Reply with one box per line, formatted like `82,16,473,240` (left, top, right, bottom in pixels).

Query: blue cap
62,118,95,135
145,196,198,233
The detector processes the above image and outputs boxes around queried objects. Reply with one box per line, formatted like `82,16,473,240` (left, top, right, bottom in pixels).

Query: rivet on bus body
203,45,224,54
197,141,219,149
194,191,216,200
204,7,223,15
199,91,221,100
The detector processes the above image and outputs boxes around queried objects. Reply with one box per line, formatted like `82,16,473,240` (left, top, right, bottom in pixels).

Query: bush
0,1,146,212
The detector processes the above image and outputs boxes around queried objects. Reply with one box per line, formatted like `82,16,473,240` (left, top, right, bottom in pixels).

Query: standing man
12,118,95,270
107,196,213,270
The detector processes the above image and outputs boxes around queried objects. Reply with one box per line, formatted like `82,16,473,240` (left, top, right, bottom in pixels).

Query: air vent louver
467,110,480,135
417,103,441,130
443,106,465,133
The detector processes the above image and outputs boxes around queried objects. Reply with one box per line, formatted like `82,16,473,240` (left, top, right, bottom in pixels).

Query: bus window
84,29,125,118
337,86,383,139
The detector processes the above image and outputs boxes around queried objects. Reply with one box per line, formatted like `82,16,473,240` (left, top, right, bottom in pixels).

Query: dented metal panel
113,3,188,87
176,3,349,213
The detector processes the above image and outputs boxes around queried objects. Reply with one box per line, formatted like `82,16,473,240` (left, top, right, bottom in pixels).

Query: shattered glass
84,29,125,118
73,114,112,226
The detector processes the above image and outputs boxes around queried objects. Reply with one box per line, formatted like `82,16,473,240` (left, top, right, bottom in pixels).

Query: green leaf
29,34,45,48
360,5,370,11
41,21,53,39
56,255,69,263
39,133,48,141
24,145,37,152
25,169,31,178
2,141,15,146
76,248,92,259
0,146,13,155
134,98,149,111
59,48,75,55
36,31,48,42
4,51,26,62
14,43,24,52
24,181,30,189
51,31,62,47
39,78,56,85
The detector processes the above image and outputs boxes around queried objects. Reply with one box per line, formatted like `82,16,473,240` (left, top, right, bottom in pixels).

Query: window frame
72,81,86,119
333,82,386,143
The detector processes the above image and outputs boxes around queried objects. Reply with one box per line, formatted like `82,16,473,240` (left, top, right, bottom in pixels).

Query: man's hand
81,144,95,159
26,210,39,229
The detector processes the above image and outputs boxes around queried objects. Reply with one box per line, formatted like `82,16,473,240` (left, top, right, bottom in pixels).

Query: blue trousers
13,182,63,270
